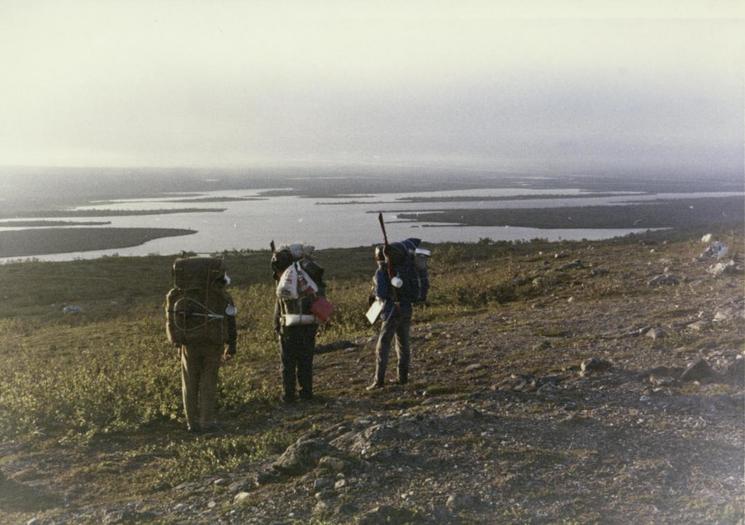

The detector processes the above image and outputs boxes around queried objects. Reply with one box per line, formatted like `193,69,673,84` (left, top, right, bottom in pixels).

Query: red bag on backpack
310,296,334,323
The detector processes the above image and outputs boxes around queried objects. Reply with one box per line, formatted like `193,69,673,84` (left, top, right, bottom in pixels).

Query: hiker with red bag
271,242,333,403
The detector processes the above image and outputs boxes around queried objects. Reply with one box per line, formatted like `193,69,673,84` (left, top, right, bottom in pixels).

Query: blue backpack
388,238,430,304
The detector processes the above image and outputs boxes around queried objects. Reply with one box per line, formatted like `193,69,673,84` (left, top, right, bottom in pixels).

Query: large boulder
272,438,329,476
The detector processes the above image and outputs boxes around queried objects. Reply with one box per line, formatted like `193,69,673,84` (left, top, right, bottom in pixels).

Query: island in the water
0,227,196,258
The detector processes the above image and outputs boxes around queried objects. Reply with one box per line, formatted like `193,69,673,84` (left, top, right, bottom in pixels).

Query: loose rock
686,320,709,332
313,477,334,491
318,455,348,474
645,327,666,340
580,357,613,376
233,492,251,505
647,274,680,287
357,505,421,525
680,359,719,382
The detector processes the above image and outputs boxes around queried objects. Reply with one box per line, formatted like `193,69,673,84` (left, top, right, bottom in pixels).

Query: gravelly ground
2,234,743,524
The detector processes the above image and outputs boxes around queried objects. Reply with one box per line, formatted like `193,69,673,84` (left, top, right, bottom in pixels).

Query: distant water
3,185,740,262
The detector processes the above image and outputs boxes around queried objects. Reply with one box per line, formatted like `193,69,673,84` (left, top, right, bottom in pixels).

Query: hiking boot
366,381,385,391
282,394,297,403
299,391,314,401
201,423,224,435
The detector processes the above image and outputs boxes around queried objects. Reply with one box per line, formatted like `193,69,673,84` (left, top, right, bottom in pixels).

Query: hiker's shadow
0,473,62,512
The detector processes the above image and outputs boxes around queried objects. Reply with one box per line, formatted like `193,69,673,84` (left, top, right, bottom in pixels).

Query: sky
0,1,743,176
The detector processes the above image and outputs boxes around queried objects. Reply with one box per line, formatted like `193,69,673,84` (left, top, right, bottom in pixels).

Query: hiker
271,243,328,402
367,238,430,389
165,257,237,432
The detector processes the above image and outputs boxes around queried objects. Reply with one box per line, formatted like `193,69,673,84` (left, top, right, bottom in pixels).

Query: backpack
271,243,330,324
165,257,234,345
387,238,430,304
271,243,315,280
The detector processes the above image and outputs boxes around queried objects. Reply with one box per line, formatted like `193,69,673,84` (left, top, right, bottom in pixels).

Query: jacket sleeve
273,298,281,334
226,315,237,353
374,268,390,300
227,291,238,343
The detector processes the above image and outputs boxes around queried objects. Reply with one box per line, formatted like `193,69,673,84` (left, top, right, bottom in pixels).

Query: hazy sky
1,1,743,175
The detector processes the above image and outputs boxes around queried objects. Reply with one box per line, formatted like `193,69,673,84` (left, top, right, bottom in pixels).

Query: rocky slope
3,234,744,524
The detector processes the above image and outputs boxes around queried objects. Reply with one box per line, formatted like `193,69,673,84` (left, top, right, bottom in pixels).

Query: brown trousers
180,343,222,430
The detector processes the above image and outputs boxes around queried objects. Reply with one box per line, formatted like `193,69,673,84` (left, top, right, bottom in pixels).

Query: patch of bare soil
3,235,743,524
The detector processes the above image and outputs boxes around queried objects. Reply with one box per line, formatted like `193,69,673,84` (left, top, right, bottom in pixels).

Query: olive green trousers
180,343,222,430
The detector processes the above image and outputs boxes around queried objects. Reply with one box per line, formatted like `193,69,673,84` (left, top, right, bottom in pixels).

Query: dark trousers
279,324,317,399
374,309,412,383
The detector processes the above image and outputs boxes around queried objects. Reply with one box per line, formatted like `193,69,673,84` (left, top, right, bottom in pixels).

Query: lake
2,182,741,262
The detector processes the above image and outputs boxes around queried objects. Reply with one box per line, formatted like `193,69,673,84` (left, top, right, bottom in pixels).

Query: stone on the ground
315,489,335,501
645,327,666,340
446,493,477,511
357,505,420,525
233,492,251,505
313,477,334,491
559,259,584,271
708,260,737,277
647,274,679,287
679,359,719,382
272,437,329,475
318,455,347,474
686,320,709,332
580,357,613,375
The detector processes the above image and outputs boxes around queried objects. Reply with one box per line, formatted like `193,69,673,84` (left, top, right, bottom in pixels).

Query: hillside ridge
0,229,743,524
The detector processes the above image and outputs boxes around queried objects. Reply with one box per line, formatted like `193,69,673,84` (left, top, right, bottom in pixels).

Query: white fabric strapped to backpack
276,261,323,326
276,262,319,300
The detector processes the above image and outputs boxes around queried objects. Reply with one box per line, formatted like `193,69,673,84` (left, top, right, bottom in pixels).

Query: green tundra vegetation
0,236,578,477
0,224,741,518
0,240,488,482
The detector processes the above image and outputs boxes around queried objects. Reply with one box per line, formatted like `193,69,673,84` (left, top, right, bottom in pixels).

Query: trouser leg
395,314,412,383
297,326,316,399
181,345,201,430
374,315,398,383
199,345,222,428
279,333,297,400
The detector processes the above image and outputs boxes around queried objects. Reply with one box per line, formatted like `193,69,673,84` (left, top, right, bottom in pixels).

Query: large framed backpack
165,257,233,345
387,238,430,304
271,242,332,325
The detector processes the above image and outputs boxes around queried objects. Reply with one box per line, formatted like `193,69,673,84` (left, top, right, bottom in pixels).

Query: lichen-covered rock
272,438,329,475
